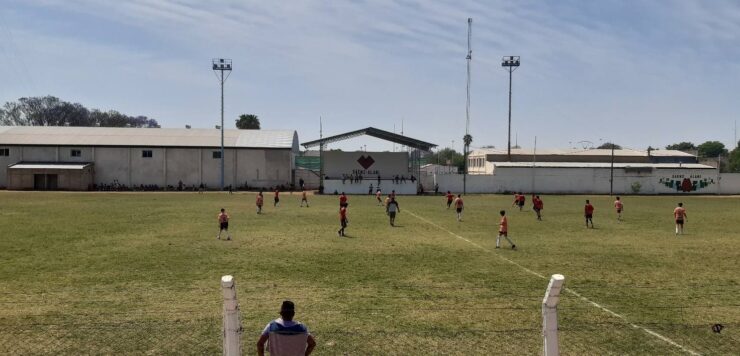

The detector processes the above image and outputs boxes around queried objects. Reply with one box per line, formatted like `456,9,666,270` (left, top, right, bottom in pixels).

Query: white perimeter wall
324,151,408,179
434,167,740,194
0,145,293,189
323,180,416,195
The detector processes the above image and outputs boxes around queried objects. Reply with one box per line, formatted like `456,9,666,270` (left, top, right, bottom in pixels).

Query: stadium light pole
463,18,473,195
502,56,520,162
212,58,232,191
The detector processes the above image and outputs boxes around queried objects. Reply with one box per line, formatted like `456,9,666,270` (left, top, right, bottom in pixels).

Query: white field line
406,210,701,356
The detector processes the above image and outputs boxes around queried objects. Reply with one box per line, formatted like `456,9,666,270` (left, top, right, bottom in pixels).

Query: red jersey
256,195,264,206
446,193,454,202
274,190,279,198
585,204,594,215
339,207,347,220
534,198,543,209
339,195,348,204
499,216,508,232
614,200,623,210
218,212,229,223
454,197,464,208
674,207,686,220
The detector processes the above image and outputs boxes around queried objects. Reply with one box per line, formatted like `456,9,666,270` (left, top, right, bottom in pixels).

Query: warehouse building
0,126,299,190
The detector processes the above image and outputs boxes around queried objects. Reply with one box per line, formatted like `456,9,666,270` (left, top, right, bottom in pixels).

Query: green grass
0,192,738,355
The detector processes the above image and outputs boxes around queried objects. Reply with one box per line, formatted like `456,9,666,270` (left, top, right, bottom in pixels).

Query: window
71,149,81,157
142,150,153,158
0,148,9,156
212,151,222,159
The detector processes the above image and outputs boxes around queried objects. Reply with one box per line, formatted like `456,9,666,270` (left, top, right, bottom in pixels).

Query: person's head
500,210,505,216
279,300,295,321
616,196,621,200
447,190,451,194
392,190,395,193
457,194,461,198
341,192,345,195
536,195,540,199
391,197,396,202
220,208,225,213
678,202,683,207
586,200,590,204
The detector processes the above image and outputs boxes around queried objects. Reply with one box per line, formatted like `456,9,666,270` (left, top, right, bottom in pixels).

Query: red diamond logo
357,155,375,169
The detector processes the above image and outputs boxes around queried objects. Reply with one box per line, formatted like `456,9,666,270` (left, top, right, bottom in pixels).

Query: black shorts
389,212,396,219
533,207,541,212
341,218,347,228
676,219,684,225
340,202,348,208
274,197,280,202
219,222,229,230
585,214,593,219
456,207,463,213
617,209,622,213
518,201,525,207
447,200,453,206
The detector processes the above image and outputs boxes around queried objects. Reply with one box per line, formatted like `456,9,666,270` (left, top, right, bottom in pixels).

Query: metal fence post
542,274,565,356
222,275,242,356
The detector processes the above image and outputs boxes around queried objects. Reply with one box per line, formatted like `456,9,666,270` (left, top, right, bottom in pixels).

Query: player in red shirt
614,196,623,221
674,202,687,235
217,208,231,240
339,192,348,209
256,192,264,214
532,195,543,220
446,191,454,209
496,210,516,249
338,206,348,237
584,199,595,228
273,189,280,207
454,194,464,222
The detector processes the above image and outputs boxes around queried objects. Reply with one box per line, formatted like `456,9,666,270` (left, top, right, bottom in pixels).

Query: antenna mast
463,17,473,195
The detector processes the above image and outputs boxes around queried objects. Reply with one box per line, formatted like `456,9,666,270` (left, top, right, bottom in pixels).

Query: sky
1,0,739,152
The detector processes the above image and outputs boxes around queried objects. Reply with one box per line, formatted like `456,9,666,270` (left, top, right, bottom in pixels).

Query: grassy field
0,191,738,355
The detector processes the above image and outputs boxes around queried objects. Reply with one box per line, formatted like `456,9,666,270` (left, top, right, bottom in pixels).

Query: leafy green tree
665,142,696,151
430,148,465,171
728,142,740,172
697,141,728,157
0,96,159,127
597,142,621,149
236,114,260,129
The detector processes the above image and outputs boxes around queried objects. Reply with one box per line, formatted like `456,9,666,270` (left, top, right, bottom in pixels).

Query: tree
430,148,465,171
236,114,260,129
597,142,621,149
665,142,696,152
0,96,159,128
728,142,740,172
697,141,727,157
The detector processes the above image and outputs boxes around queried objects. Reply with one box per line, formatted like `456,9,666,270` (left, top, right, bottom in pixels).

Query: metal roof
470,148,695,157
302,127,436,151
8,162,93,170
0,126,299,150
492,162,715,169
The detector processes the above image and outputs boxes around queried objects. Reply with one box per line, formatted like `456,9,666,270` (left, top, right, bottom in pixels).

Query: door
34,174,45,190
46,174,58,190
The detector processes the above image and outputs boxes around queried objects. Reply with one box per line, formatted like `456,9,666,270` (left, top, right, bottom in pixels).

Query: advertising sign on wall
323,151,408,178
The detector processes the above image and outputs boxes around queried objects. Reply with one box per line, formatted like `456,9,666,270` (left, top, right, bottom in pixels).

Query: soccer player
256,192,264,214
496,210,516,249
386,197,400,226
300,190,309,207
273,189,280,207
338,206,348,237
390,190,396,199
339,192,348,209
517,192,526,211
446,191,454,209
584,199,595,228
512,192,520,208
674,202,687,235
454,194,464,222
614,196,624,221
532,195,543,220
217,208,231,240
376,189,383,206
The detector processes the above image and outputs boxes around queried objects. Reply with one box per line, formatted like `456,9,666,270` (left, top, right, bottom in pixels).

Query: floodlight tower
463,18,473,195
212,58,232,191
502,56,520,162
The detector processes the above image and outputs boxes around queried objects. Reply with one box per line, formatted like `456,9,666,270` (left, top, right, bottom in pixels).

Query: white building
0,126,299,190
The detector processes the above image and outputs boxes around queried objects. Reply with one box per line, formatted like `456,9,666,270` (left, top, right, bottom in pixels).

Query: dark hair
220,208,225,212
500,210,505,216
586,200,590,203
616,196,620,200
678,202,683,207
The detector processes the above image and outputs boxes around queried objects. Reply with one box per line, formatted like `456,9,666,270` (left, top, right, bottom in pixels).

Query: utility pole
319,116,324,192
463,17,473,195
502,56,520,161
212,58,232,191
610,144,615,196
